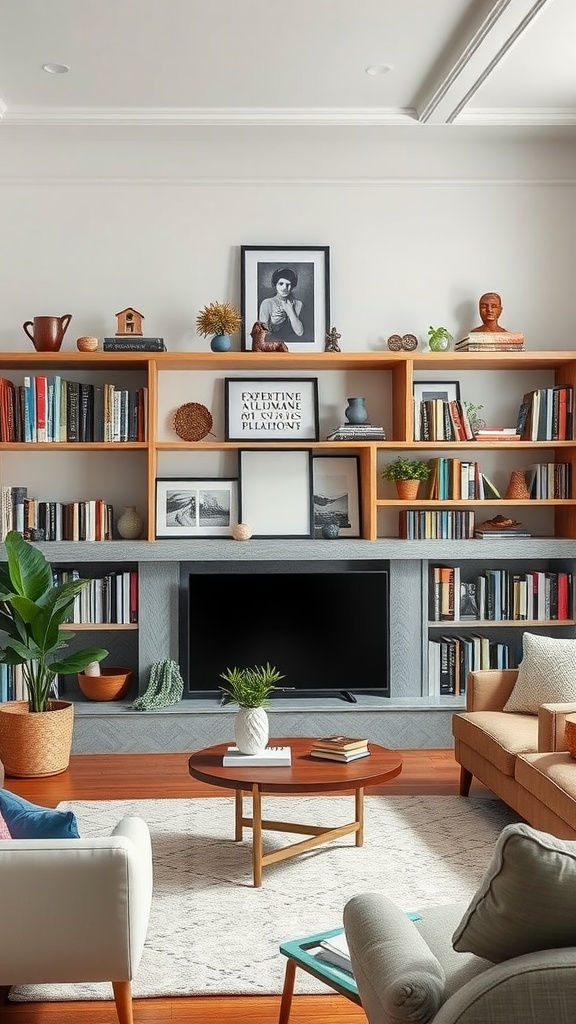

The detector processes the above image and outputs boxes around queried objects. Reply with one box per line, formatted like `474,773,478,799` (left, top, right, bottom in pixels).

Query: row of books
525,462,572,500
427,458,500,500
413,398,474,442
310,735,370,762
54,568,138,625
430,565,572,622
517,385,574,441
0,488,114,542
0,375,148,443
399,509,476,540
0,663,60,704
428,635,519,697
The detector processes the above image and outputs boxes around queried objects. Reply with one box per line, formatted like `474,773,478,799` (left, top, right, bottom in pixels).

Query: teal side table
278,926,360,1024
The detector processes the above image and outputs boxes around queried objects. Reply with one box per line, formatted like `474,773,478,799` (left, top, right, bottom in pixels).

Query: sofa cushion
0,809,11,839
515,752,576,833
452,710,538,776
452,822,576,962
0,789,80,839
503,633,576,714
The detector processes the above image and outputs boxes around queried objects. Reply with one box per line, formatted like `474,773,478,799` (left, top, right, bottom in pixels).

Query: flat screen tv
180,568,390,701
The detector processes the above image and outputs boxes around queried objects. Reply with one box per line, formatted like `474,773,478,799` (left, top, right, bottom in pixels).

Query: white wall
1,125,575,353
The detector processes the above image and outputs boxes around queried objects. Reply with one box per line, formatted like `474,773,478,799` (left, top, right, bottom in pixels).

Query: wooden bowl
78,667,133,701
76,336,99,352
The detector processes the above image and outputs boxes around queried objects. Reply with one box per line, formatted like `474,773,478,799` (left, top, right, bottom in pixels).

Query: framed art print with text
155,477,238,538
312,455,361,538
241,245,330,352
225,377,319,441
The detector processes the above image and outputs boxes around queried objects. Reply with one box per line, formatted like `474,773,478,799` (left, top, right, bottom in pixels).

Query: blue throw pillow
0,789,80,839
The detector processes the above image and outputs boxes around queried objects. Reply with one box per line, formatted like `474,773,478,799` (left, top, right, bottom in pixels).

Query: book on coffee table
313,735,368,752
222,745,292,767
310,748,371,763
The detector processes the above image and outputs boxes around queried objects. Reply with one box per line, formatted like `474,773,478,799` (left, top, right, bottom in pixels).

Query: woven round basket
565,715,576,759
0,700,74,778
173,402,213,442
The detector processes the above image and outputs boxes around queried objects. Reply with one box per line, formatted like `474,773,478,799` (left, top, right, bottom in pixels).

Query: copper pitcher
23,314,72,352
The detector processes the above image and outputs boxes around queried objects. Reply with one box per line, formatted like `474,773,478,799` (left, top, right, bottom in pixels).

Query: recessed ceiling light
42,63,70,75
366,64,392,76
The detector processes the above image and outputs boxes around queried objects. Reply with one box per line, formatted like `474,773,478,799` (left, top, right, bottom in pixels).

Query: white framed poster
238,449,313,538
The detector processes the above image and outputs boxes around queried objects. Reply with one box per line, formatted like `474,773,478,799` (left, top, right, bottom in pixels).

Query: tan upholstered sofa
453,669,576,839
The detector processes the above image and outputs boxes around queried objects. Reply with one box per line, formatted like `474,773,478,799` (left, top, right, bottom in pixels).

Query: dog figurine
250,321,289,352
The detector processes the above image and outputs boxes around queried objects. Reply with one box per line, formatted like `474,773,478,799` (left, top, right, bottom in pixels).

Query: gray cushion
344,892,445,1023
452,822,576,962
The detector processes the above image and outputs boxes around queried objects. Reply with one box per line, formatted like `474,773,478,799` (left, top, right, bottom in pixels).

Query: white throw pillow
452,822,576,962
503,632,576,714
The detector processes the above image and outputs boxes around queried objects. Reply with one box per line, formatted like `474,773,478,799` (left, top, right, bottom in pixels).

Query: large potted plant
219,663,284,754
0,531,108,777
381,457,431,500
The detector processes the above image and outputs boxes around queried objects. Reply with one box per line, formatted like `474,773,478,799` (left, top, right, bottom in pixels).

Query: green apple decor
428,325,453,352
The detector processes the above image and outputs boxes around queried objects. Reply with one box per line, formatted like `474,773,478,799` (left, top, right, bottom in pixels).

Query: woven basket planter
395,479,420,500
0,700,74,778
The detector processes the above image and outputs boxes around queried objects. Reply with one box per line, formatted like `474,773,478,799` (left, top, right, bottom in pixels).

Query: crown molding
0,106,419,127
1,177,574,188
456,107,576,125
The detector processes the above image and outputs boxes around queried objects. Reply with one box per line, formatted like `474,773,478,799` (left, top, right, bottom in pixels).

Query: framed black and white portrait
313,456,361,537
225,377,319,441
240,245,330,352
155,478,238,538
238,449,314,538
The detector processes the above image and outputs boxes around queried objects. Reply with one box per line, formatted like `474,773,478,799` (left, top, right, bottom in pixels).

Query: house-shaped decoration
115,307,144,336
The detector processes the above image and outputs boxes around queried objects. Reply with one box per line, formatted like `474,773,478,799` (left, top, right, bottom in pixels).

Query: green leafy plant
427,325,453,351
0,531,108,712
381,457,432,482
219,663,285,709
196,302,243,338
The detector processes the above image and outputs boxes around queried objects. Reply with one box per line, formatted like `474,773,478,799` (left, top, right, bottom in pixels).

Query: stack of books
310,735,370,762
326,424,386,441
474,428,521,442
103,337,167,352
222,745,291,767
455,332,525,352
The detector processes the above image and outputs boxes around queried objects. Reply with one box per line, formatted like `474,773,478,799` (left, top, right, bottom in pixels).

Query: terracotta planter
0,700,74,778
395,479,420,500
78,667,132,702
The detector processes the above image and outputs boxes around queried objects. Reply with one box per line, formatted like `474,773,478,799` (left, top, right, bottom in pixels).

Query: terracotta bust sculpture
471,292,508,333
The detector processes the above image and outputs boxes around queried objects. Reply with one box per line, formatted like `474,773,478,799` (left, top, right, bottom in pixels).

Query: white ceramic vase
234,707,269,755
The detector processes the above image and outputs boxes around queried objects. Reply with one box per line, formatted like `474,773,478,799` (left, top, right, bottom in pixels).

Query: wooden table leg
278,957,297,1024
355,787,364,847
252,783,263,887
235,789,243,841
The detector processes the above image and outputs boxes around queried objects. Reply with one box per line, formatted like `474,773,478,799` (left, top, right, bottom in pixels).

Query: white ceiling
0,0,574,129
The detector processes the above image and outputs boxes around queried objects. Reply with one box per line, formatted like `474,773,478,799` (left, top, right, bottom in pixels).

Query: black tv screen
181,569,390,699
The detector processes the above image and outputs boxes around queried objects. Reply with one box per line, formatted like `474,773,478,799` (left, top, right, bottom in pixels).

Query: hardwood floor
1,749,485,1024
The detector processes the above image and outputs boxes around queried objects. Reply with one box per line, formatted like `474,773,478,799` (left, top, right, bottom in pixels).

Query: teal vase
345,397,368,424
210,334,231,352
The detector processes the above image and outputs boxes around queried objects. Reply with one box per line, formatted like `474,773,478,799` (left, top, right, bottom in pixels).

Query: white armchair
0,814,153,1024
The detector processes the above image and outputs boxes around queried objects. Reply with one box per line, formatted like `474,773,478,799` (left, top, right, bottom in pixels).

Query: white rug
10,794,518,1002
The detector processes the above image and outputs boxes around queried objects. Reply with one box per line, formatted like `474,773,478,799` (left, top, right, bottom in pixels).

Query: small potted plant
381,457,431,500
0,530,108,777
427,325,453,352
220,663,284,754
196,302,243,352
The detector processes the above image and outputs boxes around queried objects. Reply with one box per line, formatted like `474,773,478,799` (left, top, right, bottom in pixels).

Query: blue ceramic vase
345,396,368,424
210,334,231,352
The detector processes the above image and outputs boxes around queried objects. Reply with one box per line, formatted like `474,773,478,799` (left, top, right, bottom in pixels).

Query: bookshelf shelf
428,618,576,629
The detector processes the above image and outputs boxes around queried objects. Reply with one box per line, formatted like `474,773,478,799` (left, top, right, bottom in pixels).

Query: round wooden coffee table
188,737,402,886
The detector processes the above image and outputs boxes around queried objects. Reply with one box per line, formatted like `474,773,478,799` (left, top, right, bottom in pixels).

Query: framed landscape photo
240,245,330,352
155,478,238,538
313,455,361,538
239,449,314,538
413,380,461,404
225,377,319,441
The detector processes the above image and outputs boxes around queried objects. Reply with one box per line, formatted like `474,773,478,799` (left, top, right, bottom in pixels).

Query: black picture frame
312,455,361,537
225,377,319,441
240,245,330,351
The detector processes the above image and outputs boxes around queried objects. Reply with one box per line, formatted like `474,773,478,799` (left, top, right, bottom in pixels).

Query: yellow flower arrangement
196,302,243,338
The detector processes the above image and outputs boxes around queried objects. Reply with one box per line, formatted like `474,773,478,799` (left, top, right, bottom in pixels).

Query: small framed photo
155,478,238,538
240,245,330,351
225,377,319,441
313,456,361,538
239,449,313,538
413,380,461,404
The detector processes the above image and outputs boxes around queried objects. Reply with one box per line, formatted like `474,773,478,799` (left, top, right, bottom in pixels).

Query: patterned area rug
10,794,518,1002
